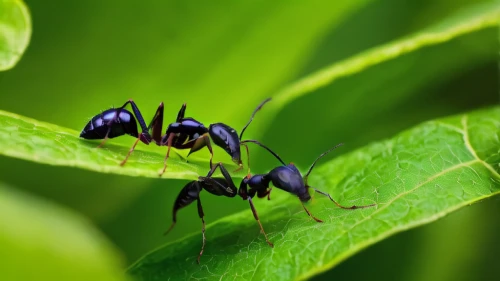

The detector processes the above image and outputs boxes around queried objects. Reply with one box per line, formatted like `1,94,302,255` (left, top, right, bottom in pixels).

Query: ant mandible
80,98,271,175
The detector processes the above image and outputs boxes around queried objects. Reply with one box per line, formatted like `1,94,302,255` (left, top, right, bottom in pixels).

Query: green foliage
1,2,497,181
0,1,499,281
0,110,220,180
0,183,129,281
0,0,31,70
128,107,500,281
272,2,500,108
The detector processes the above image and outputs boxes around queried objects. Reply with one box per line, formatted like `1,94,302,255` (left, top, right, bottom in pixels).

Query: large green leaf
0,110,227,180
0,183,128,281
128,107,500,280
0,0,31,70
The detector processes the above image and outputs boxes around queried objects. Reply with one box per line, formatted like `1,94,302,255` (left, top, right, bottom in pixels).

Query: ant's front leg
120,102,165,167
300,200,323,223
312,187,377,210
248,197,274,248
239,178,274,248
196,197,207,264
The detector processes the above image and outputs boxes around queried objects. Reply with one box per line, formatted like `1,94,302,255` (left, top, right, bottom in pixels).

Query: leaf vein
461,115,500,178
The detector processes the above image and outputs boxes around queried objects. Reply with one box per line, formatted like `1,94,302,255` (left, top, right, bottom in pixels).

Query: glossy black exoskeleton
164,162,238,263
158,98,272,175
80,98,271,176
80,100,154,147
238,142,377,246
163,143,376,262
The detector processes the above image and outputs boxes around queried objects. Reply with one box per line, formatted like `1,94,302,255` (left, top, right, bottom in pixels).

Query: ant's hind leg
196,198,207,264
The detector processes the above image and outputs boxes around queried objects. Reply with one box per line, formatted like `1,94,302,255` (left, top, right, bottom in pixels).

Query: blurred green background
0,0,498,280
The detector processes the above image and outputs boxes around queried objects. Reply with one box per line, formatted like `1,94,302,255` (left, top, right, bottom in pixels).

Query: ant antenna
240,139,286,166
239,98,272,140
303,143,344,184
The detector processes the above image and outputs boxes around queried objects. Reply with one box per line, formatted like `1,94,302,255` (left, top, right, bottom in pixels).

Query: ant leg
120,102,165,166
163,220,176,236
240,140,286,166
148,102,165,144
160,133,175,176
300,201,323,223
176,103,187,122
248,197,274,247
164,181,201,236
267,188,272,200
205,135,214,169
120,137,141,166
97,135,110,148
312,188,376,209
185,134,213,169
204,162,231,179
241,143,251,176
196,197,206,264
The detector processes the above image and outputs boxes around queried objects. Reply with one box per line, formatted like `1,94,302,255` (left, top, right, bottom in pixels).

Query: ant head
208,123,242,165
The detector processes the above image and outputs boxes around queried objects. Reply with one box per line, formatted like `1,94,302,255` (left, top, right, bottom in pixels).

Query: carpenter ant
238,142,377,247
163,162,239,264
80,98,271,175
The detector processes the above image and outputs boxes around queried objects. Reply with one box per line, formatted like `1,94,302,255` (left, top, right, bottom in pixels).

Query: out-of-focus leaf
0,110,234,179
0,183,129,281
272,1,500,108
128,107,500,280
0,0,372,128
252,0,498,168
0,0,31,70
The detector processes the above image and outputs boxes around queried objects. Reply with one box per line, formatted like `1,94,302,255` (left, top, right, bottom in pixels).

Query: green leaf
128,106,500,280
272,1,500,109
0,0,31,70
0,110,229,180
253,0,499,167
1,1,497,181
0,182,129,281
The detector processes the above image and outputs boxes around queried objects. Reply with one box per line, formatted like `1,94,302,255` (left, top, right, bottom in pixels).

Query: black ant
164,143,376,262
80,98,271,175
238,142,376,247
